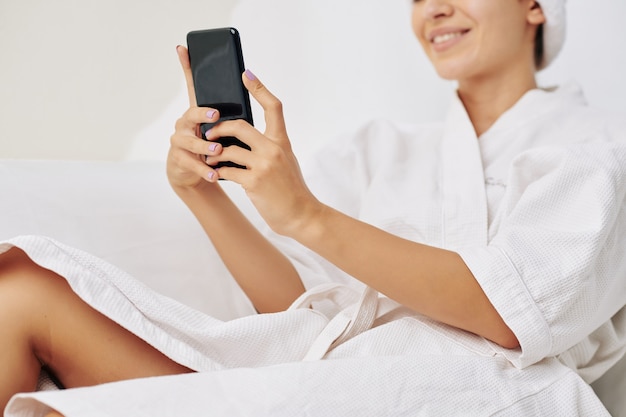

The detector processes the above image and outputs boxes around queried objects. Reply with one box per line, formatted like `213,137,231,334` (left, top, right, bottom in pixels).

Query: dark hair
534,24,544,68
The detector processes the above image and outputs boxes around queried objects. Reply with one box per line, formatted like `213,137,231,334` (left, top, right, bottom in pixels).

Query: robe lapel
439,95,489,249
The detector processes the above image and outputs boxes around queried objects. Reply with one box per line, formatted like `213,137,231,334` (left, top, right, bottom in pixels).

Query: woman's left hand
204,70,321,237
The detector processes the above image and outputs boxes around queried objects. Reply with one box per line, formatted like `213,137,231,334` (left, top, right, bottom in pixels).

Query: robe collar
440,93,488,249
438,82,586,250
481,82,587,141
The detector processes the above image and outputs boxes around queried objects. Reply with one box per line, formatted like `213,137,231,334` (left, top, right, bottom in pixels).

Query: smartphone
187,27,253,169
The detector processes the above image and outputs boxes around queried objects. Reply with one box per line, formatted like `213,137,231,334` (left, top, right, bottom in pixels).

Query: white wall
1,1,625,161
0,0,239,160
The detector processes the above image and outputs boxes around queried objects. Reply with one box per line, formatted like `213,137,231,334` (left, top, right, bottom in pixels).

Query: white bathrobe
3,82,625,416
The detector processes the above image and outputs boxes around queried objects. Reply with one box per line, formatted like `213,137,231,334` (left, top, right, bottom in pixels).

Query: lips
428,28,471,47
432,31,467,44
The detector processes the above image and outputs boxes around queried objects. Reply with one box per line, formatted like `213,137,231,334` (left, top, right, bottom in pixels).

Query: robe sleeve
458,142,626,369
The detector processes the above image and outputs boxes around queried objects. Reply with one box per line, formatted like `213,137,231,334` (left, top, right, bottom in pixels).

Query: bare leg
0,247,192,413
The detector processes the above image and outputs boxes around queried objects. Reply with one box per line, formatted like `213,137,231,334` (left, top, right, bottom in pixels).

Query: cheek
410,9,419,38
480,18,528,62
411,8,429,51
466,2,526,47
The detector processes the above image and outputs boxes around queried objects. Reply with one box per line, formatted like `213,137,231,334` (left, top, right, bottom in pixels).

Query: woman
1,0,624,415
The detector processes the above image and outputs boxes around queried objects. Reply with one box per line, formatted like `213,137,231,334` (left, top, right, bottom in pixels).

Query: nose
420,0,453,21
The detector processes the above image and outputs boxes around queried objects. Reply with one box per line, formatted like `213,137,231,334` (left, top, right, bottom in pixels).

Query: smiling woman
412,0,549,136
1,0,625,416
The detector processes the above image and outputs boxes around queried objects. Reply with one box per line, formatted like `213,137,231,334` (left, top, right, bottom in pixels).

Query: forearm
174,183,305,313
292,204,519,348
167,47,306,312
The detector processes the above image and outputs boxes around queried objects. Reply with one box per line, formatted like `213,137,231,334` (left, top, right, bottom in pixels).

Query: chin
433,69,459,81
431,63,466,82
429,55,484,83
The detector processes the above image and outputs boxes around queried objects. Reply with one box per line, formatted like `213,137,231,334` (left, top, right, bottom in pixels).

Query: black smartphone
187,27,253,169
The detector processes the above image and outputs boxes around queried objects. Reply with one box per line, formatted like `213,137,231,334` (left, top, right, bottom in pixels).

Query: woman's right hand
166,45,224,191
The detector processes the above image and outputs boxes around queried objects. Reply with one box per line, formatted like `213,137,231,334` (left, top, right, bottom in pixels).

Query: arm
172,183,304,313
211,72,518,348
295,205,519,349
166,47,304,313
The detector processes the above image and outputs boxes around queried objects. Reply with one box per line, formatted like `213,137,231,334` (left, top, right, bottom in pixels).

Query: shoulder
339,119,443,146
537,83,626,146
301,119,446,200
327,119,445,163
513,83,626,180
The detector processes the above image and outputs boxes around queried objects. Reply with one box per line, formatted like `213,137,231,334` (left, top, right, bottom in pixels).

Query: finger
205,119,262,150
241,70,288,143
171,132,223,157
169,148,220,183
175,107,220,134
214,165,247,185
176,45,197,107
205,143,256,169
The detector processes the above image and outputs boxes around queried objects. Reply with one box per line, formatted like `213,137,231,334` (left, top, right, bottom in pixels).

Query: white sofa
0,159,256,321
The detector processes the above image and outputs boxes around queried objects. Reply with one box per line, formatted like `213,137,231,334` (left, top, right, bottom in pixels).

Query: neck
457,63,538,137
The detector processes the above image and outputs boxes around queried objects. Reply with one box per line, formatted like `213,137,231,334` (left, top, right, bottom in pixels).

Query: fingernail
209,143,218,152
205,128,212,139
244,69,257,81
207,110,217,119
208,171,216,181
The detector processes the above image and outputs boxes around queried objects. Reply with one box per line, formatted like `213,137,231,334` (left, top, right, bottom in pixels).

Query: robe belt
290,284,403,361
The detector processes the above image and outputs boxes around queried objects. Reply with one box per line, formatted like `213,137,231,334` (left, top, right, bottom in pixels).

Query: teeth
432,31,464,44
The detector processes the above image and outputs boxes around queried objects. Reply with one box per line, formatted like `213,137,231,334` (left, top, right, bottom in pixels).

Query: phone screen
187,28,253,169
187,28,253,124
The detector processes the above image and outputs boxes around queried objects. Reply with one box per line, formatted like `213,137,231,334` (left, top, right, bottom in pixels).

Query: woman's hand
205,70,322,237
164,46,307,312
166,46,224,191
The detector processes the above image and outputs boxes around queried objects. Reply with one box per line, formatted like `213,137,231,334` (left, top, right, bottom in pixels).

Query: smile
431,30,470,45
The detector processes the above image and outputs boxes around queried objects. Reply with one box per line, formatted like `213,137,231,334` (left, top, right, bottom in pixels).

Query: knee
0,247,64,296
0,247,61,359
0,248,38,305
0,247,24,270
0,247,41,282
0,248,51,304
